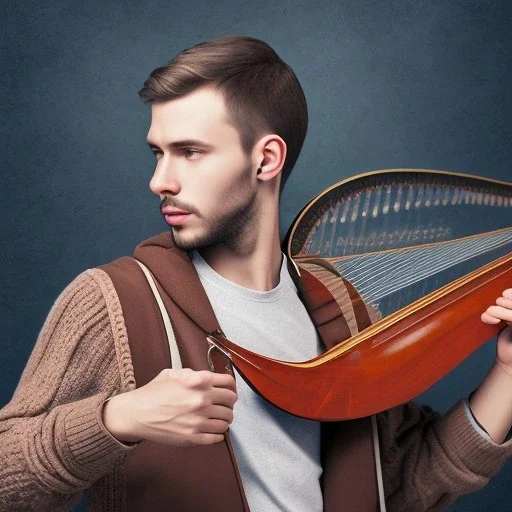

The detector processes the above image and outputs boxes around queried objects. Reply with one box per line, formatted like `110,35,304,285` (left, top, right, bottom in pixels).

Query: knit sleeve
0,269,137,512
376,399,512,511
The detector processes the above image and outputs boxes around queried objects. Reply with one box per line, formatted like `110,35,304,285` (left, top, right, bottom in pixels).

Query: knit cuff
436,399,512,477
60,393,137,481
463,398,492,441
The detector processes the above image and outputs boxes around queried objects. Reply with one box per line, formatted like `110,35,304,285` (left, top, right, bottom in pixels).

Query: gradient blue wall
1,1,510,510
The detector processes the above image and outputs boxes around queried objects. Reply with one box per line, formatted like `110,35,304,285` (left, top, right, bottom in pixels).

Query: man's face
147,87,259,252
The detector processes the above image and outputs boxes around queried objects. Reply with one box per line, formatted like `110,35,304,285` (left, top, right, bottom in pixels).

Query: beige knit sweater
0,268,511,511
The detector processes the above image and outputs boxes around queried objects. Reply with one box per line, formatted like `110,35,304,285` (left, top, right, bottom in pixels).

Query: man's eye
152,151,163,159
183,149,201,159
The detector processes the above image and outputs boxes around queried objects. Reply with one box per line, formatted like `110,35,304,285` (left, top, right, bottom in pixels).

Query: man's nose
149,159,181,196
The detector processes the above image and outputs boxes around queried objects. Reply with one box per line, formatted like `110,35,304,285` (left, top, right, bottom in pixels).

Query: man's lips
161,206,190,215
164,213,190,226
161,206,192,226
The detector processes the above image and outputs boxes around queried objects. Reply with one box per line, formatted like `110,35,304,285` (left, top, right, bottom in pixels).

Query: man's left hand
481,288,512,369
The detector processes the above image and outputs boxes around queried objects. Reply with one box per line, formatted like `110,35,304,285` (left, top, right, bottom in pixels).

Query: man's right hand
102,368,237,447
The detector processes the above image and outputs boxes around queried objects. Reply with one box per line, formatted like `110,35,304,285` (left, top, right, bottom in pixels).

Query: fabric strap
134,258,182,370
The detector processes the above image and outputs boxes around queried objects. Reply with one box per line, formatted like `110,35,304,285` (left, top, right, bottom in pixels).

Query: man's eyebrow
146,139,214,150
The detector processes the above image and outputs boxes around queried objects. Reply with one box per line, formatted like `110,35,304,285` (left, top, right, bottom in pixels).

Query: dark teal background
1,1,511,510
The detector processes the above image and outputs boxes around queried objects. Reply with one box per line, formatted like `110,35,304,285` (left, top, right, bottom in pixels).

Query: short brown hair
139,35,308,192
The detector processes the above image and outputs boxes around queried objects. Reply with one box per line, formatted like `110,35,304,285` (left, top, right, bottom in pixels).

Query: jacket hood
134,231,223,335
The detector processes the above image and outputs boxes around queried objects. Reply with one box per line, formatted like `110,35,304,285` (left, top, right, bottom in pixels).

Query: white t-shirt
190,250,323,512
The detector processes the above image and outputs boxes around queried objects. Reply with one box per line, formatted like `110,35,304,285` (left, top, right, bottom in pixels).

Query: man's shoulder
52,267,120,320
52,251,144,326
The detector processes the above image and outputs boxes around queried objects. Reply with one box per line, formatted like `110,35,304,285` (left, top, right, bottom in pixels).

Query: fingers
497,296,512,309
212,372,237,393
209,387,238,408
156,368,237,412
503,288,512,300
203,404,235,424
483,306,512,324
174,406,233,446
201,418,232,434
481,311,503,324
178,369,236,391
157,368,236,393
481,289,512,325
192,433,225,445
151,369,237,410
198,371,237,392
195,405,234,437
132,368,238,448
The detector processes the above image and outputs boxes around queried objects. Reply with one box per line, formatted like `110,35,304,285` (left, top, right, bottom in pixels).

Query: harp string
335,228,512,285
336,229,512,286
331,230,512,316
297,176,512,318
304,183,511,257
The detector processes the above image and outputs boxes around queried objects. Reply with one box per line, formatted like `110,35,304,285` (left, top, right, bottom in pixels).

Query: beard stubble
170,162,259,253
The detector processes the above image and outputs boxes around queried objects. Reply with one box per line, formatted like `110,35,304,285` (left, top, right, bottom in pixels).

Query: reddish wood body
209,254,511,421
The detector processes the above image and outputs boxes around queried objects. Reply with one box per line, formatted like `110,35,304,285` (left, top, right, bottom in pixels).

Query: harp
207,169,512,420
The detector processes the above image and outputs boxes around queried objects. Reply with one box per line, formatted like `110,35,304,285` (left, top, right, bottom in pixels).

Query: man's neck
197,222,283,292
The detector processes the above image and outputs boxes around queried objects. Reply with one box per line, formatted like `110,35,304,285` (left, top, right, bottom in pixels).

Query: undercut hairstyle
138,35,308,193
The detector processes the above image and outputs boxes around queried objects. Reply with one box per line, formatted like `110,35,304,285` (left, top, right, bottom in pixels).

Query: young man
1,35,511,512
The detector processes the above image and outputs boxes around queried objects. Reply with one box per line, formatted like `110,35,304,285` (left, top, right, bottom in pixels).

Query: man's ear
254,134,287,181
